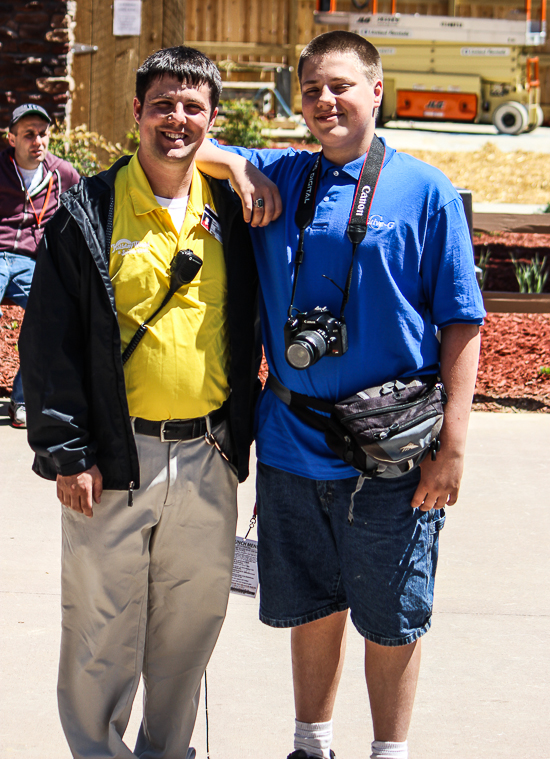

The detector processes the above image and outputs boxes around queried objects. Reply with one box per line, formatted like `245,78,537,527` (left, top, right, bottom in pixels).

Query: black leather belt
134,405,227,442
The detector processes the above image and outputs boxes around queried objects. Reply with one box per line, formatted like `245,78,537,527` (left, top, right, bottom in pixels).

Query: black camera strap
289,135,386,319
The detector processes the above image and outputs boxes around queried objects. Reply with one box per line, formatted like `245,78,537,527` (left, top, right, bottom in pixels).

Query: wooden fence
71,0,549,144
71,0,185,143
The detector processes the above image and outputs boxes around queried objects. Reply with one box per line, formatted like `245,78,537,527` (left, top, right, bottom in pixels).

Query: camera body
284,306,348,370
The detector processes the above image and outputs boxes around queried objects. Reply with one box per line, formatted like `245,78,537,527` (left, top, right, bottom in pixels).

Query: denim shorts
256,462,445,647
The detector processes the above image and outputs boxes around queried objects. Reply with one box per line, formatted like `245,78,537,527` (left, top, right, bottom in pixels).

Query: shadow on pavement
0,399,13,426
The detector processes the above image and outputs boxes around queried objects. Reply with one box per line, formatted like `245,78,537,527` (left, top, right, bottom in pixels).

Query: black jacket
20,156,261,488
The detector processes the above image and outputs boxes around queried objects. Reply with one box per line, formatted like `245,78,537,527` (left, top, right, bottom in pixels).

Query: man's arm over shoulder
195,139,282,227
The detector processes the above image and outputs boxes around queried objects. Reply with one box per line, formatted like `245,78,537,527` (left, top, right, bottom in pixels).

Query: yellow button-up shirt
109,154,230,420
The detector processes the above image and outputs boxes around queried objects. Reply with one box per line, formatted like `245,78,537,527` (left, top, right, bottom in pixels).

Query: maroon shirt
0,147,80,259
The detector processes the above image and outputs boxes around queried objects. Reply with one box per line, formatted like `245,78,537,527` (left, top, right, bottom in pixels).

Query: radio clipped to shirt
121,249,202,365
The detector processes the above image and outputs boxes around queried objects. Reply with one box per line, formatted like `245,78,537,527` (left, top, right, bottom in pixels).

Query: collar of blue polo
320,151,372,181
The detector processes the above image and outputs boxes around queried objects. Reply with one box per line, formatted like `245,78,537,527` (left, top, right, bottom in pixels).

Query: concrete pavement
268,120,550,155
1,404,549,759
377,122,550,154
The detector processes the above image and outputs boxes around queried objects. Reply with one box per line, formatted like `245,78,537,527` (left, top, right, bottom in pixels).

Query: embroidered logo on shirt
111,239,152,256
368,215,396,231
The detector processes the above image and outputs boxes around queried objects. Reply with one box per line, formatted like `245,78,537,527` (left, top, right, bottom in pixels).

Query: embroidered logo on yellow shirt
111,238,152,256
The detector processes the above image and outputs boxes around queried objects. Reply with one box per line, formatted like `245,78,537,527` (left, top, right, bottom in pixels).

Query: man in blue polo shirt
198,31,484,759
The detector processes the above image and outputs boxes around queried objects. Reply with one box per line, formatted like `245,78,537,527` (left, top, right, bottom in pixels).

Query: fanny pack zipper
369,409,440,444
340,388,439,424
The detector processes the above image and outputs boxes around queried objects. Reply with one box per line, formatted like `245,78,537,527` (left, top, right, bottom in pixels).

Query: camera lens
286,330,327,370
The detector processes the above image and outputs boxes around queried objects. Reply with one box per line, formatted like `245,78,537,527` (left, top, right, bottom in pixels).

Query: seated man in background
0,103,79,427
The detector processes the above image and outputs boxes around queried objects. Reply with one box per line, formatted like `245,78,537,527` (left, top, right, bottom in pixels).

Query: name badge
231,536,259,598
201,204,223,244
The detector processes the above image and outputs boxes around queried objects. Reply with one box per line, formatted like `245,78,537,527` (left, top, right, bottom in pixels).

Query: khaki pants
58,424,238,759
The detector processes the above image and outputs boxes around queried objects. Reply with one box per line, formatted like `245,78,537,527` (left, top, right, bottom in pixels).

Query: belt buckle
159,420,170,443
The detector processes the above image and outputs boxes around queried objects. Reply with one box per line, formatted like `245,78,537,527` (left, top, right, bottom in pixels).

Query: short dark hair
135,46,223,113
298,31,382,85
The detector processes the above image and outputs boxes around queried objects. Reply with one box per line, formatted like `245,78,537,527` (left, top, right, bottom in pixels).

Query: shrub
217,99,267,148
48,125,128,176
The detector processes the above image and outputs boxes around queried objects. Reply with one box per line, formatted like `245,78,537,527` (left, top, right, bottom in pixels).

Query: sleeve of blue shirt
421,195,485,329
211,140,302,179
211,140,267,166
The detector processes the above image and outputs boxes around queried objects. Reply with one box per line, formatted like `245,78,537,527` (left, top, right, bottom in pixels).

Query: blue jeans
256,462,445,646
0,252,36,404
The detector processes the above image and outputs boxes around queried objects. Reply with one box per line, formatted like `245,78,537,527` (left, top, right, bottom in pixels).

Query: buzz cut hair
135,45,222,114
298,31,383,85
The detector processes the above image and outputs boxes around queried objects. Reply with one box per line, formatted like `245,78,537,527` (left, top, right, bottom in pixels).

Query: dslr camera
284,306,348,370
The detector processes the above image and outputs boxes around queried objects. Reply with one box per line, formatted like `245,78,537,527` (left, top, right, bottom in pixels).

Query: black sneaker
287,752,335,759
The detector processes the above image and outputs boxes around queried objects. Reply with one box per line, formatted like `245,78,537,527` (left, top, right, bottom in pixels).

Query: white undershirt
154,194,189,234
17,163,43,193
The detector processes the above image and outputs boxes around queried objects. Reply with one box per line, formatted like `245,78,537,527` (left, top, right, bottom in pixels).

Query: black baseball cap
9,104,51,129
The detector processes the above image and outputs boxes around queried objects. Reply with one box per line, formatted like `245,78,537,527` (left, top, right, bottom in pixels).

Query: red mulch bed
0,305,24,398
3,307,549,413
474,313,550,412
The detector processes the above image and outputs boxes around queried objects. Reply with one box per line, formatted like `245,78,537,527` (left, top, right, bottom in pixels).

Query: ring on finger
253,198,264,209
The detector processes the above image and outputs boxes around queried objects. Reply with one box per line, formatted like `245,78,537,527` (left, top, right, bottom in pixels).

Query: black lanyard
289,135,386,319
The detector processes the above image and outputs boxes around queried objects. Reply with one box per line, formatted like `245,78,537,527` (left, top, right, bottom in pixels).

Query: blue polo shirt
216,138,485,479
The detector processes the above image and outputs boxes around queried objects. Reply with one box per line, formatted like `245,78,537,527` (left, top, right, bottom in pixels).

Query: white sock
294,719,333,758
370,740,408,759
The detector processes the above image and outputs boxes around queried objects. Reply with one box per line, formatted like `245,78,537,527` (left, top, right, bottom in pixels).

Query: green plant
510,252,549,293
217,99,267,148
538,366,550,376
476,248,491,290
126,124,140,149
48,125,128,176
543,202,550,214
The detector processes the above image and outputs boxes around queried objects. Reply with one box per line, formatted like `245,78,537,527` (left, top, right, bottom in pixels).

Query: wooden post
71,0,93,130
288,0,299,110
162,0,186,48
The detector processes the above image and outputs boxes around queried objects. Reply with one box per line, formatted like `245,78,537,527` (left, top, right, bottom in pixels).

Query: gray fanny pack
268,373,447,480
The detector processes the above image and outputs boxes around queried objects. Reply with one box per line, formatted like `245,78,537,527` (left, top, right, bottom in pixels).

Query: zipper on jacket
128,481,134,507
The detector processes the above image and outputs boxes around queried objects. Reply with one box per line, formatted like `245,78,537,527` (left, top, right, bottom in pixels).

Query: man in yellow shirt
20,46,279,759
